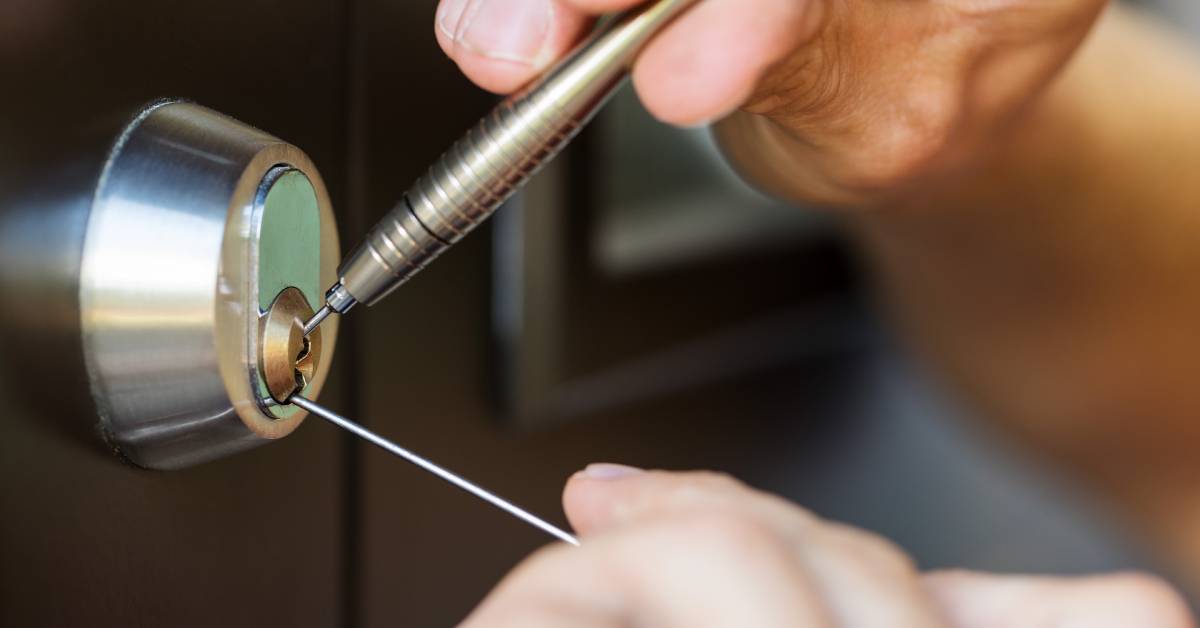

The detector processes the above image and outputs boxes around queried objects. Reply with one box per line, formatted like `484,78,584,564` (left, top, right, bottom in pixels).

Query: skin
434,0,1200,621
462,467,1194,627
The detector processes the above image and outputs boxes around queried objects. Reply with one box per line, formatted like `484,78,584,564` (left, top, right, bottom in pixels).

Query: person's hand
462,466,1191,627
433,0,1107,206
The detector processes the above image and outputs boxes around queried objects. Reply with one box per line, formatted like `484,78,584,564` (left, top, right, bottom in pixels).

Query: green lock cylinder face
258,169,322,312
256,168,324,419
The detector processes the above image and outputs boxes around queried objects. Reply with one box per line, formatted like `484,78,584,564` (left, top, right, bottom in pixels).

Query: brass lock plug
259,287,322,405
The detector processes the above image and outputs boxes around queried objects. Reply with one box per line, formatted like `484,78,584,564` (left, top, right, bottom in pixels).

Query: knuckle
838,87,960,191
669,510,786,559
748,35,846,120
957,0,1106,31
823,523,917,579
1097,572,1194,628
682,470,746,493
656,471,748,506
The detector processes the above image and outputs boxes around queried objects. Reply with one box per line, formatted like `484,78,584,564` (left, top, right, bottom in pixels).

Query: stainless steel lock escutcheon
79,100,340,469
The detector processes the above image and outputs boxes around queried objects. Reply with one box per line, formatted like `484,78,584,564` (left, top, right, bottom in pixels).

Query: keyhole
259,287,322,406
293,336,312,392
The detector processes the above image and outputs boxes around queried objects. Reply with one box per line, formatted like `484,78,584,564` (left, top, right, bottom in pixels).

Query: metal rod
290,395,580,546
301,305,332,337
326,0,700,313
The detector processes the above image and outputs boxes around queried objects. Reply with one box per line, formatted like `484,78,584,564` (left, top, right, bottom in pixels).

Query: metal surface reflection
77,100,340,469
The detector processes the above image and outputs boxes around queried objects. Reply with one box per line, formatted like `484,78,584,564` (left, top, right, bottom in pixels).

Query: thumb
924,570,1194,628
435,0,592,94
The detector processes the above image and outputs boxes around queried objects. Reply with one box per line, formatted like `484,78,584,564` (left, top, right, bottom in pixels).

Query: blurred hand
434,0,1107,205
462,466,1191,627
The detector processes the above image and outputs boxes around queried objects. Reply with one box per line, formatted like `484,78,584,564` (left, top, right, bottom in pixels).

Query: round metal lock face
80,100,339,470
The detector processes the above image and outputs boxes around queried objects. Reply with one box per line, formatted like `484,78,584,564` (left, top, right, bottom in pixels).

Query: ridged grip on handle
335,0,699,309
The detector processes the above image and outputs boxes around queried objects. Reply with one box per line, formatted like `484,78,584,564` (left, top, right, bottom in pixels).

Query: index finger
563,467,817,536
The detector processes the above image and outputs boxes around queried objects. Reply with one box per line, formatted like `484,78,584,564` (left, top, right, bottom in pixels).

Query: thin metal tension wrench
289,396,580,546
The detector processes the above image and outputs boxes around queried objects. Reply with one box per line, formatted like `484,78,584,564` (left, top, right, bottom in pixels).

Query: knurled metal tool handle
326,0,699,313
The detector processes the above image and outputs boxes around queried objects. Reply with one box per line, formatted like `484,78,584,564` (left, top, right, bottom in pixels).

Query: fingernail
581,463,644,480
436,0,469,40
456,0,554,66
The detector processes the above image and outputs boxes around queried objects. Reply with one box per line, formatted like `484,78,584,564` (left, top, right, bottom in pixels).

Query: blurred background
0,0,1194,626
